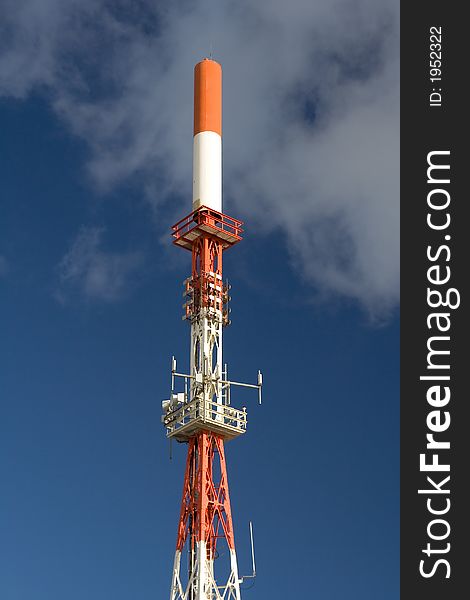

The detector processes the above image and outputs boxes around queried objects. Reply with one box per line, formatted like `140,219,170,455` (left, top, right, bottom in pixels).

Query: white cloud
58,226,142,302
1,0,399,316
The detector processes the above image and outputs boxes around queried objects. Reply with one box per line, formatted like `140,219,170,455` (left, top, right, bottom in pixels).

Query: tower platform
163,397,247,442
172,206,243,251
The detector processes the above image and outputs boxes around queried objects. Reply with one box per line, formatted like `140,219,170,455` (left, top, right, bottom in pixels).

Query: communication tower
161,59,262,600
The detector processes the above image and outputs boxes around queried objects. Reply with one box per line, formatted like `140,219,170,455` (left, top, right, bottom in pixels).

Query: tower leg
170,431,241,600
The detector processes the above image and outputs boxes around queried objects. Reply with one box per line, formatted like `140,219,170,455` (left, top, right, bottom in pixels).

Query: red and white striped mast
162,59,262,600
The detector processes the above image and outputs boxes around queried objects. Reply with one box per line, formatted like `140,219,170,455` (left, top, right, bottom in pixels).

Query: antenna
239,521,257,583
250,521,257,577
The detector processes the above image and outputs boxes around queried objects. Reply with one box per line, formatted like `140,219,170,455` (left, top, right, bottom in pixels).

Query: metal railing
172,206,243,246
164,397,247,437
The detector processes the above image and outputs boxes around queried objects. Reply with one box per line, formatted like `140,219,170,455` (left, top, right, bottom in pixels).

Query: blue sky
1,2,399,599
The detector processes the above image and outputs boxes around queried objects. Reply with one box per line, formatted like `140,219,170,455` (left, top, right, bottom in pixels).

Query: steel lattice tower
162,59,261,600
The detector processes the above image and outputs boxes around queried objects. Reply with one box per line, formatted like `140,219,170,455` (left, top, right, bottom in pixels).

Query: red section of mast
176,432,236,553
